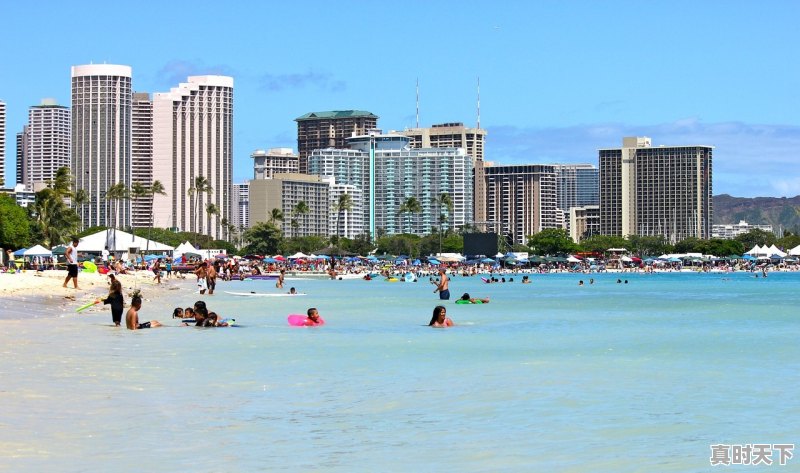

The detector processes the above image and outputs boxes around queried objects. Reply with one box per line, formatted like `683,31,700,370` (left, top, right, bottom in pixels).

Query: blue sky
1,0,799,197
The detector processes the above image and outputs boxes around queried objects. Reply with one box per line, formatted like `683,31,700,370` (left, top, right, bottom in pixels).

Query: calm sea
1,271,797,472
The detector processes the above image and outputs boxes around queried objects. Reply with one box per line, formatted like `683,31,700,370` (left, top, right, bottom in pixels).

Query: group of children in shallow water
172,300,233,327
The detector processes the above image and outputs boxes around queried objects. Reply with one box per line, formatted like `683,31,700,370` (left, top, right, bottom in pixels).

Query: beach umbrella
428,258,441,265
262,257,277,263
315,255,331,260
480,257,495,263
412,259,421,266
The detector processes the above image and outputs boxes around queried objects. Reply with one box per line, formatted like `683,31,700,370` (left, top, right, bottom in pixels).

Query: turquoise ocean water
0,271,798,472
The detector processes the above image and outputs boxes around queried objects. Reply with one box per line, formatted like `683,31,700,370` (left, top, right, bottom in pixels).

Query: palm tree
398,196,422,234
145,180,166,253
220,217,230,242
269,208,284,226
31,188,80,247
105,183,129,248
291,201,310,238
50,167,74,198
334,193,353,239
72,189,89,231
129,182,149,241
434,193,453,255
188,175,212,234
206,203,220,240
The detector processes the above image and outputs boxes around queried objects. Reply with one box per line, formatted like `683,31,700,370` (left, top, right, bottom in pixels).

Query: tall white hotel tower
71,64,132,228
152,76,233,239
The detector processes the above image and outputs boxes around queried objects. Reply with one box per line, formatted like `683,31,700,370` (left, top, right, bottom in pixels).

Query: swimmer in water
459,293,490,304
305,307,324,326
125,293,162,330
428,305,454,327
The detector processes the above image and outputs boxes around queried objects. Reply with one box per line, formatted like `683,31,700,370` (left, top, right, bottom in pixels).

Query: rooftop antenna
477,76,481,129
415,78,420,128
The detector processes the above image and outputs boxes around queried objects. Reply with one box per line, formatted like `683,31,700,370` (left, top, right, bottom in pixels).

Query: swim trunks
137,322,151,329
439,289,450,300
67,264,78,277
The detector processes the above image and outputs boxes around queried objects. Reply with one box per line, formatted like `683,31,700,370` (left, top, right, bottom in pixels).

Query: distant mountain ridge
713,194,800,233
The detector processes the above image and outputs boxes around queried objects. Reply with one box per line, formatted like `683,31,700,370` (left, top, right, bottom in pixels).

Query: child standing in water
101,275,125,326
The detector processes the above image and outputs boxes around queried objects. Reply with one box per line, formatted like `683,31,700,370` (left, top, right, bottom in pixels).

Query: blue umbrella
262,257,277,263
480,257,495,263
315,255,331,260
412,259,421,266
742,254,756,261
428,258,441,265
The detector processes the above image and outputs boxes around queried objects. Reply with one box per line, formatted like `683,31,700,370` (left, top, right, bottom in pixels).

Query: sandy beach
0,269,187,319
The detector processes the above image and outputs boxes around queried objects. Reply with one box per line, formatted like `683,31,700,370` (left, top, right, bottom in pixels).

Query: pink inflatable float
287,314,325,326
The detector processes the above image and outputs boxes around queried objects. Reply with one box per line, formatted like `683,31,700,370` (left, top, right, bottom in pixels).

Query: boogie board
224,291,306,297
455,299,484,304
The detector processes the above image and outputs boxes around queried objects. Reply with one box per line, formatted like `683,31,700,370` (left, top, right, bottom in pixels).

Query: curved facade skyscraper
71,64,132,228
152,75,233,239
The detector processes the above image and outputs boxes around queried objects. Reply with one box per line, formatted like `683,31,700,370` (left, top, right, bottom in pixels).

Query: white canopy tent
288,252,310,259
78,230,173,258
174,241,199,255
790,245,800,256
767,244,786,257
23,245,53,257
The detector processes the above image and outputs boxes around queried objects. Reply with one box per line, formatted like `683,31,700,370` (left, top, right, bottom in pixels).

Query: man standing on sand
434,267,450,300
63,238,80,289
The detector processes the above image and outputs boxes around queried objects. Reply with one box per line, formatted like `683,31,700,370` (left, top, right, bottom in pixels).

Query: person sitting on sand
125,292,162,330
459,293,490,304
428,305,454,327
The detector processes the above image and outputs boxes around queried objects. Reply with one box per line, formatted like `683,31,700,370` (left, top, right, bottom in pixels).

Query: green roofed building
295,110,378,173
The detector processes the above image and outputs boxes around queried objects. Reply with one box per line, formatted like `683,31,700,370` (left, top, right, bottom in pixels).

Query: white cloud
486,119,800,197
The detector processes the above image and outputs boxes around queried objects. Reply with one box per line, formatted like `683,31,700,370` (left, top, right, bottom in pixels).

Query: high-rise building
599,137,713,242
152,76,233,239
24,99,71,191
325,176,364,239
16,126,27,186
0,101,6,187
552,163,599,233
570,205,600,243
251,148,299,179
71,64,133,228
131,92,153,228
396,122,488,224
231,182,250,231
249,174,329,238
480,165,559,246
308,133,473,237
295,110,378,174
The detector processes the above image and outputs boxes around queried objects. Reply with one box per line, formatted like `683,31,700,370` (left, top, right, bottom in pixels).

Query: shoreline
0,270,192,320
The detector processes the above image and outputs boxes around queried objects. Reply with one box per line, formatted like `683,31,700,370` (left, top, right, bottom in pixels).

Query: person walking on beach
152,258,162,284
276,269,285,289
433,267,450,300
206,261,217,295
62,238,80,289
